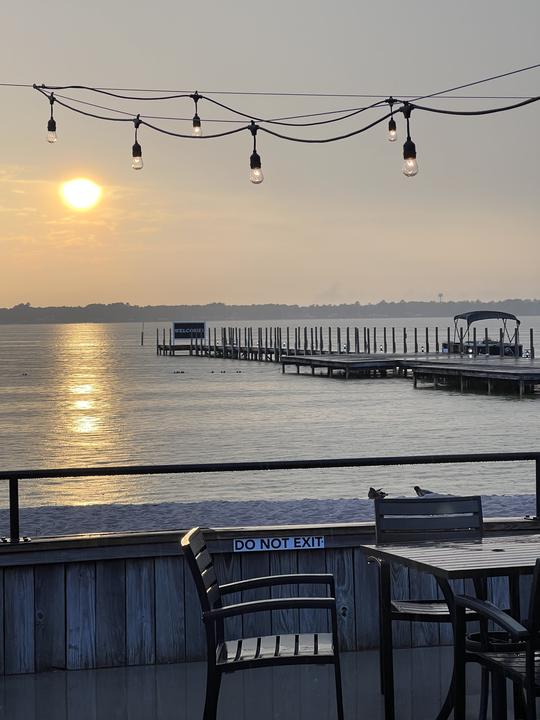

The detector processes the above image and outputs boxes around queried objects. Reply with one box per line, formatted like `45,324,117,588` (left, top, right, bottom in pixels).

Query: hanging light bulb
401,103,418,177
388,117,397,142
250,151,264,184
132,141,143,170
190,91,202,137
387,97,397,142
47,117,57,144
192,113,202,137
402,139,418,176
47,94,57,143
132,115,143,170
249,121,264,184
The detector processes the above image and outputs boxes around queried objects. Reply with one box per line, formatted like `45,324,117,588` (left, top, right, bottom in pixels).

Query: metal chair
454,557,540,720
181,527,344,720
372,495,484,720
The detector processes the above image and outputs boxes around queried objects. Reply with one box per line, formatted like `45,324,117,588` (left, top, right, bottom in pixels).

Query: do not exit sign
233,536,325,553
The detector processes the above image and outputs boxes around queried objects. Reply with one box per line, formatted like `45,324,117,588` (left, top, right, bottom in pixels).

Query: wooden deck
280,353,540,395
0,645,484,720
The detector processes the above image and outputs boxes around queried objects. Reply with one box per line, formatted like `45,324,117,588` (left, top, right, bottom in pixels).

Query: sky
1,1,539,307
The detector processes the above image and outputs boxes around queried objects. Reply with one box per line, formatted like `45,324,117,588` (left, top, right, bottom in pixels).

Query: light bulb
250,167,264,184
47,118,57,143
402,137,418,177
388,118,397,142
192,114,202,137
132,141,143,170
249,150,263,184
402,157,418,176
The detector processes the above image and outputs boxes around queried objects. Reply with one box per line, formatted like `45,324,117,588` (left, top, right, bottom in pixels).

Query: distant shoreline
2,299,540,324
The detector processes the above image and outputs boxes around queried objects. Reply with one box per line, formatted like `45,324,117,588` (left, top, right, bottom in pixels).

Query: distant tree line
1,299,540,324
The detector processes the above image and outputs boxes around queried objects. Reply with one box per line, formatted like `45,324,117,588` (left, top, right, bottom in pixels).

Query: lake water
1,318,539,516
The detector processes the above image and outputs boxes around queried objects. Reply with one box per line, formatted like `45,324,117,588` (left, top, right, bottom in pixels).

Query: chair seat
216,633,335,668
474,650,540,685
391,599,477,620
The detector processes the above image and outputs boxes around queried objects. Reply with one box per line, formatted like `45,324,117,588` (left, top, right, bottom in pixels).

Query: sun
60,178,102,211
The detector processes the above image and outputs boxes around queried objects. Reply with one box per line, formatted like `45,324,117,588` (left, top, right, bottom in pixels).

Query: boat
442,310,523,356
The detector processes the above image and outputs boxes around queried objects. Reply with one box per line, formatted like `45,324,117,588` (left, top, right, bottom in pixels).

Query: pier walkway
155,324,540,395
281,353,540,396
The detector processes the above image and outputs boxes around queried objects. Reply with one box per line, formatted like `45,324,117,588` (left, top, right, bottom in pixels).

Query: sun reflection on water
73,399,94,410
71,384,94,395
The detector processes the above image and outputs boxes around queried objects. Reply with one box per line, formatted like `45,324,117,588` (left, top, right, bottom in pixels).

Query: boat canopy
453,311,520,327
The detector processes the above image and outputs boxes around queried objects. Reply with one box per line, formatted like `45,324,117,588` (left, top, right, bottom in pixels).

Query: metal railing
1,451,539,542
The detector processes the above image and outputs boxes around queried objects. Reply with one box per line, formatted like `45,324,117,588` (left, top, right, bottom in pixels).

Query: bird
414,485,434,497
368,487,388,500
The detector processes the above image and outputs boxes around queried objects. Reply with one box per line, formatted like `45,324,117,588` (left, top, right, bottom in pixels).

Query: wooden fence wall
0,522,531,675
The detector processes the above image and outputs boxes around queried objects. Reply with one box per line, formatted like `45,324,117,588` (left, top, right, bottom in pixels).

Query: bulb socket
47,118,56,132
192,114,201,130
250,150,261,170
388,118,396,133
403,137,416,160
132,141,142,158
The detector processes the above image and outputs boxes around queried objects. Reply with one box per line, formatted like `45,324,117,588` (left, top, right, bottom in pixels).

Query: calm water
1,318,539,509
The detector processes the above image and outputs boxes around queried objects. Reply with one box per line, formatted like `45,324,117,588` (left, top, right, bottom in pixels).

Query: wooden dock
281,353,540,396
155,323,540,395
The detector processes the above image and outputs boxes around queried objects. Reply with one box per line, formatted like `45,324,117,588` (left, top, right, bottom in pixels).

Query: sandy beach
2,494,535,538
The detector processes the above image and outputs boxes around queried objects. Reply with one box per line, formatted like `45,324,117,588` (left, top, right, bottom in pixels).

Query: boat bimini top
452,311,520,343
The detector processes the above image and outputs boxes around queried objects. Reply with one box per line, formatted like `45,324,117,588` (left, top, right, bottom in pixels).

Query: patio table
358,533,540,720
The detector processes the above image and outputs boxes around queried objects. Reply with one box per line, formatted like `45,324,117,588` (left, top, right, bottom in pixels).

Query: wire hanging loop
49,92,56,118
133,113,141,141
249,120,259,151
402,101,414,139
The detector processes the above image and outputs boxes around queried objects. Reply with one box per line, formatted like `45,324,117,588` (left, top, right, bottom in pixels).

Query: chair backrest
181,527,223,614
374,496,483,544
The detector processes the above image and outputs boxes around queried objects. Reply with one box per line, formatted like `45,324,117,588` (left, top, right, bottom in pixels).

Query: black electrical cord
30,61,540,100
258,110,394,143
409,95,540,116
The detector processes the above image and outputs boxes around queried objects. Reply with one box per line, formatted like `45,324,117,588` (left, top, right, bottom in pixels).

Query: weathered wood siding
0,521,534,675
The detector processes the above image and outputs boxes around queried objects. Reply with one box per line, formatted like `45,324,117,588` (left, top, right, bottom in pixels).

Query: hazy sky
2,1,539,306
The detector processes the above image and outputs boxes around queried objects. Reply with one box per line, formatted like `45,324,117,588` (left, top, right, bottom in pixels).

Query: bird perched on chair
368,487,388,500
413,485,434,497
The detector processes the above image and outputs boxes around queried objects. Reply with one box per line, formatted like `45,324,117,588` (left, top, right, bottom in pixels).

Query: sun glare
60,178,102,211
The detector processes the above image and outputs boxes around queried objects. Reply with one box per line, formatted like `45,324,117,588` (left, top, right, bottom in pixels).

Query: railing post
536,458,540,519
9,477,20,542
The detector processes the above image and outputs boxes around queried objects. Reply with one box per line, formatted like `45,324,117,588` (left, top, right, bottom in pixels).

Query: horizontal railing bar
1,451,540,482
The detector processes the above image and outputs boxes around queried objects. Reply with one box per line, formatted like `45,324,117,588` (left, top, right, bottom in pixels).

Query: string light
387,97,397,142
402,103,418,177
191,91,202,137
132,115,143,170
47,93,57,143
29,70,540,181
249,122,263,184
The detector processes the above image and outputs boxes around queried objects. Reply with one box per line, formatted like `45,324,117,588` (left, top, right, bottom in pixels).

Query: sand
0,494,536,538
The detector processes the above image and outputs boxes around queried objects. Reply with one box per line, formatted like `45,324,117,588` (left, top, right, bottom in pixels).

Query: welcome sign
233,536,325,552
172,321,206,340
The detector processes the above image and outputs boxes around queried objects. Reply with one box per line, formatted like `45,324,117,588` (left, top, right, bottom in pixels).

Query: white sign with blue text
233,536,325,552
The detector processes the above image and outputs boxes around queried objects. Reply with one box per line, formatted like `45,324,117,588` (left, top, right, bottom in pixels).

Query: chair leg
203,665,221,720
334,656,345,720
512,680,527,720
478,667,490,720
525,683,537,720
379,563,395,720
491,671,508,720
